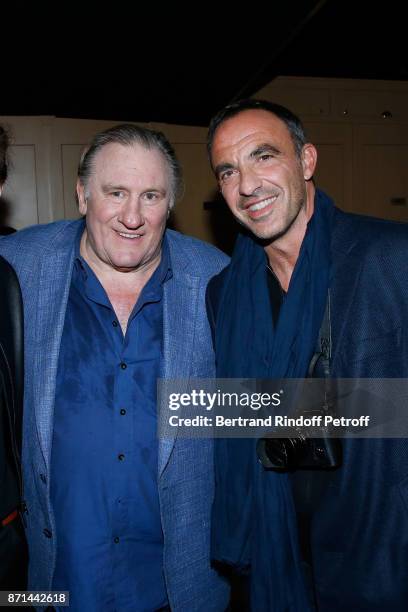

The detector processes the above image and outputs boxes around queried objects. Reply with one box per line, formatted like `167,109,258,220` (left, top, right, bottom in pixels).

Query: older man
0,124,229,611
207,99,408,612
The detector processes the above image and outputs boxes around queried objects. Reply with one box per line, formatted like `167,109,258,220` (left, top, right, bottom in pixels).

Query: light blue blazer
0,220,230,611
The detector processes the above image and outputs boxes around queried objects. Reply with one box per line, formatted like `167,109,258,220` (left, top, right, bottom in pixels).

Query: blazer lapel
158,256,200,477
31,224,82,471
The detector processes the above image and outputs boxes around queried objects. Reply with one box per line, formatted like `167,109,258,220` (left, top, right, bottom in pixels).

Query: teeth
248,196,277,212
118,232,141,239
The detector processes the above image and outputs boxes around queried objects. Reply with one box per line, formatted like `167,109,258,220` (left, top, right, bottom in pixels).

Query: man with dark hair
0,123,229,611
207,100,408,611
0,124,28,592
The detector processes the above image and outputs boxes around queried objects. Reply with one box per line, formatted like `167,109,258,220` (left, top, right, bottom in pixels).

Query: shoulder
0,219,83,261
166,229,230,278
331,208,408,303
333,208,408,259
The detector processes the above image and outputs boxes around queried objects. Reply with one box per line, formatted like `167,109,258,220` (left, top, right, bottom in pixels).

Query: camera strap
308,289,331,379
307,289,335,424
292,290,338,591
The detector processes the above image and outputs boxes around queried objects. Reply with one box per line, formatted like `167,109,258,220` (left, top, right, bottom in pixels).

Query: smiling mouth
117,232,142,239
245,195,278,215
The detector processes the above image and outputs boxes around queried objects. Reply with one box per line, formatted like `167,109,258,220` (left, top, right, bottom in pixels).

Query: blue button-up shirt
51,232,172,612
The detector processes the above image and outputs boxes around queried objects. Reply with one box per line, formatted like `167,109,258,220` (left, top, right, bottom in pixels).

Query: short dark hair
0,125,10,185
78,123,183,209
207,99,308,161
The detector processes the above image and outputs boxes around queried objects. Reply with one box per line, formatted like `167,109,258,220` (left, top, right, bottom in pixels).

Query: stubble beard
240,189,306,244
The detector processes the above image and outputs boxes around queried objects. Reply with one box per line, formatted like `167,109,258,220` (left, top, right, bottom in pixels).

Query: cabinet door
171,141,219,243
333,89,408,122
304,122,353,213
354,124,408,222
0,117,52,229
52,118,120,221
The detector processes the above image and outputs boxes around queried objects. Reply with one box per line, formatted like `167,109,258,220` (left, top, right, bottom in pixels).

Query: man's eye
259,153,273,161
219,169,235,183
144,192,159,201
111,191,124,198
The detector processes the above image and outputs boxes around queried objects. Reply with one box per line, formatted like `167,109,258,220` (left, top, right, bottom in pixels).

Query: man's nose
238,166,262,197
118,197,143,228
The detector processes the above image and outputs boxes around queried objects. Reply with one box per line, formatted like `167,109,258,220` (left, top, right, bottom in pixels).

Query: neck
264,183,315,292
79,230,162,333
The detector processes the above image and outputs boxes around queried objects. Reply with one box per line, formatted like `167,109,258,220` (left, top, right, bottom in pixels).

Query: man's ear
301,144,317,181
77,180,88,215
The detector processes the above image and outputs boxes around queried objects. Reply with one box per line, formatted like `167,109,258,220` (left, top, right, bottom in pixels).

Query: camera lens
257,436,307,470
269,437,305,470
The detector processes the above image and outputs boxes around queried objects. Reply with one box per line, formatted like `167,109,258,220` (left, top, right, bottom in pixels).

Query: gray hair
78,123,183,209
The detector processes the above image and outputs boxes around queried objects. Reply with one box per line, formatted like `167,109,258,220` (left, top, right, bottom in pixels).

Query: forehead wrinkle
213,141,282,178
92,142,169,177
213,110,296,160
214,131,279,163
91,163,170,198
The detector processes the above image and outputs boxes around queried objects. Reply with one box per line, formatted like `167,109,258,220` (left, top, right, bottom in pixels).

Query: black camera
257,408,342,471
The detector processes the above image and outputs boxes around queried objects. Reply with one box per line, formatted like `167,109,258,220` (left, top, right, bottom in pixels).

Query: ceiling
3,0,407,126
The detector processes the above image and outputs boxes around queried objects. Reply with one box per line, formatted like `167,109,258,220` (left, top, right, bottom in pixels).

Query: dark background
2,0,407,125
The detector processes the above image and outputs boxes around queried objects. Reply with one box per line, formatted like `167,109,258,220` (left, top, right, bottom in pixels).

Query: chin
248,221,278,239
111,258,143,271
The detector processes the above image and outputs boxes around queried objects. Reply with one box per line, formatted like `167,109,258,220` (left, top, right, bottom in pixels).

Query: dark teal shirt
51,233,172,612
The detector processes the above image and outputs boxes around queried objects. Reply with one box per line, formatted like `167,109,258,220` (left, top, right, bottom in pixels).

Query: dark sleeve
206,270,227,349
0,256,24,458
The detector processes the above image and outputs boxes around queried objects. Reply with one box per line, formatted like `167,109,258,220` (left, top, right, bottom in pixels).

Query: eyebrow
250,143,281,158
214,162,235,179
102,183,127,193
101,183,167,195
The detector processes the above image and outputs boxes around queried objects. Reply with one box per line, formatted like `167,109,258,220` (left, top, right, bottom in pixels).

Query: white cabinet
0,117,53,229
354,124,408,222
304,122,353,212
255,76,408,223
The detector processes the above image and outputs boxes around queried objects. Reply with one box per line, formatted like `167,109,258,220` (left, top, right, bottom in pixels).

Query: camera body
257,289,343,472
257,408,342,471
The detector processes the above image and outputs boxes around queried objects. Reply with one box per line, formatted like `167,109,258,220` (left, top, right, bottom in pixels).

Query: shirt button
112,320,118,327
120,362,127,370
120,409,126,415
118,454,125,461
114,536,119,544
43,528,52,538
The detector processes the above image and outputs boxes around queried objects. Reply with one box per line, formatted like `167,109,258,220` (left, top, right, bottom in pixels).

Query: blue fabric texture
208,197,408,611
51,235,171,611
307,208,408,612
212,190,335,611
0,221,230,612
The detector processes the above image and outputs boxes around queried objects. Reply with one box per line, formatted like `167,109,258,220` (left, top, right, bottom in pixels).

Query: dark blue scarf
212,190,334,611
